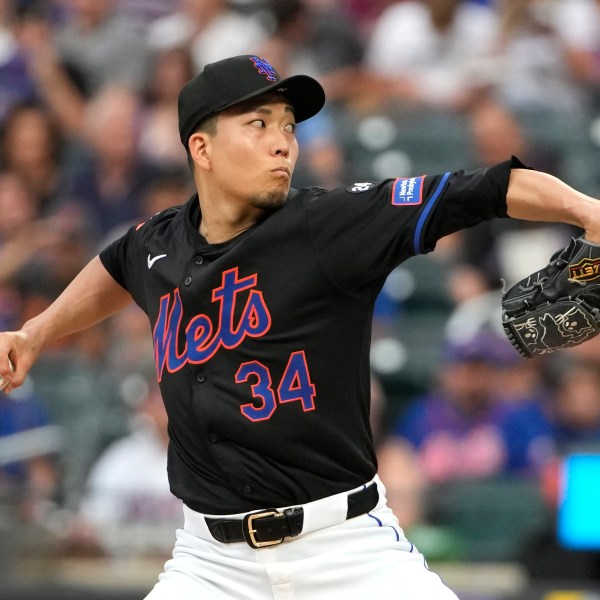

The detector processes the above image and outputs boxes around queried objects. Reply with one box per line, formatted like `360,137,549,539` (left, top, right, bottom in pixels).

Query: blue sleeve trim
412,171,452,255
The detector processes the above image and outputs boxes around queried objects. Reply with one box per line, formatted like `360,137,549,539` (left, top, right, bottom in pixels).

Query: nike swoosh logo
147,253,167,268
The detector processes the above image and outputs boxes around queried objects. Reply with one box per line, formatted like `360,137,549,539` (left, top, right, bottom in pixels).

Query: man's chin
250,188,289,211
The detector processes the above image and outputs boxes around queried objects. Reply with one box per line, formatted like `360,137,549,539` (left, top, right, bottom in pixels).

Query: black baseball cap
178,55,326,147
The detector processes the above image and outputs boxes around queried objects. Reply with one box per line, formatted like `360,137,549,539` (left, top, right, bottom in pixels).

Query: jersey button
196,372,207,383
242,484,253,495
194,255,204,265
208,433,218,443
184,276,192,286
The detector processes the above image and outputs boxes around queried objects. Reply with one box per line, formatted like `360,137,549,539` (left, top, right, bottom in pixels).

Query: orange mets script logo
569,257,600,282
152,268,272,381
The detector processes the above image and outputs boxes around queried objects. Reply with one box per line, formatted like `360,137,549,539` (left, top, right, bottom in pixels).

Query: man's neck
198,198,264,244
199,220,256,244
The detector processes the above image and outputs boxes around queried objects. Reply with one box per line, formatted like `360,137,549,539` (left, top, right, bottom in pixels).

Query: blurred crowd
2,0,600,570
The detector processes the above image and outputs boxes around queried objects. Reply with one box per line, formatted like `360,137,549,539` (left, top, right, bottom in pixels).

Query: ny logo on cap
250,56,278,82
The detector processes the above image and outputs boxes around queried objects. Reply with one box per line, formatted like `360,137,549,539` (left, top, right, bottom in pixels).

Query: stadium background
2,1,600,598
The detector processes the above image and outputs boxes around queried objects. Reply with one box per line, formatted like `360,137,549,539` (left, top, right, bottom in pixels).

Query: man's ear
188,132,211,171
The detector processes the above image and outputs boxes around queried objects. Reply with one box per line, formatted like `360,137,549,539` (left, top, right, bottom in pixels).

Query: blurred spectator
291,109,347,189
449,99,576,294
444,298,549,410
0,169,84,342
559,326,600,369
370,371,389,450
27,322,130,509
139,167,194,218
0,102,72,213
340,0,394,39
376,395,466,563
147,0,267,71
262,0,366,104
481,215,577,288
0,171,65,295
16,204,94,306
139,47,195,169
14,1,87,135
104,304,156,382
64,84,167,239
552,0,600,112
116,0,181,25
5,204,129,508
0,0,38,122
468,99,548,170
67,375,182,557
376,438,426,532
0,380,60,523
364,0,500,111
96,165,195,250
517,355,600,579
53,0,150,96
391,331,517,484
374,369,427,536
502,358,600,475
492,0,587,116
490,344,547,410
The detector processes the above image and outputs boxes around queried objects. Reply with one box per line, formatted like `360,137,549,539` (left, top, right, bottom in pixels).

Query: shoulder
130,203,186,238
99,202,186,264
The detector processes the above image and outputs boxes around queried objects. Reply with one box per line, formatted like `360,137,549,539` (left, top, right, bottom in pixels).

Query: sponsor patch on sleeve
391,176,425,206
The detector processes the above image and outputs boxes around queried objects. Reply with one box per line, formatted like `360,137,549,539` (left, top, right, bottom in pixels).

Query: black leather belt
205,482,379,549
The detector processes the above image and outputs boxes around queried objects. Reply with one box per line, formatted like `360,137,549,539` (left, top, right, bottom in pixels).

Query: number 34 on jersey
236,350,316,422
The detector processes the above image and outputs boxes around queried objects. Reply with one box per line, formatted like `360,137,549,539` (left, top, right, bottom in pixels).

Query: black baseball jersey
99,157,518,514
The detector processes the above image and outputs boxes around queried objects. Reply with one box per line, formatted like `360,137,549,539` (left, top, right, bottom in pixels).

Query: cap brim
217,74,325,123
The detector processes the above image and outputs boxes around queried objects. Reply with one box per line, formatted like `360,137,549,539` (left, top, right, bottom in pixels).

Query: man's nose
272,131,290,157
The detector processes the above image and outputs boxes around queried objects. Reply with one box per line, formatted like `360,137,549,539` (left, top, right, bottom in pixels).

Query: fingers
0,335,26,393
0,352,14,388
0,356,14,393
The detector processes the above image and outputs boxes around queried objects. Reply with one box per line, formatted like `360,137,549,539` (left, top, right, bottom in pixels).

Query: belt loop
284,507,303,537
346,482,379,519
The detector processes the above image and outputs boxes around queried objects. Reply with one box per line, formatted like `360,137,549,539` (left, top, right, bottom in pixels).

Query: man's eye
250,119,265,127
285,123,297,133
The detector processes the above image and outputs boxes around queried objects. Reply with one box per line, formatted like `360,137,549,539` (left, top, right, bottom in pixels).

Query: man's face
204,94,299,210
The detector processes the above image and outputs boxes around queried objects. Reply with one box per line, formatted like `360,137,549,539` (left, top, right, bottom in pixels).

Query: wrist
578,198,600,244
20,316,53,356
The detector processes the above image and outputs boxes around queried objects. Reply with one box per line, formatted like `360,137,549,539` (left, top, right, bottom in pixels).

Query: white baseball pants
144,476,459,599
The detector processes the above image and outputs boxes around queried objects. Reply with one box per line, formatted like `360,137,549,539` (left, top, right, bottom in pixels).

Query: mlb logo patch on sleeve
391,176,425,206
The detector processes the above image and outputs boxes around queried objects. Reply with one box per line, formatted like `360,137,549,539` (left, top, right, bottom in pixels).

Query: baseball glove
501,236,600,358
